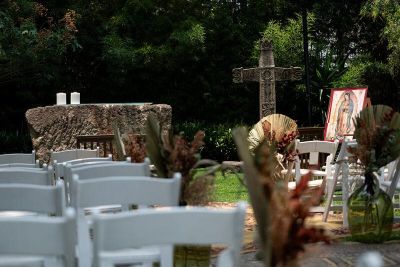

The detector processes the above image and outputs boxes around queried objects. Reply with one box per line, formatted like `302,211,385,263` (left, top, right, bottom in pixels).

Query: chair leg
342,162,350,228
323,164,341,222
77,217,92,267
159,245,173,267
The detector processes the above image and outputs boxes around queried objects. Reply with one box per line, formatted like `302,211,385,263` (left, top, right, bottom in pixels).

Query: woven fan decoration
248,114,298,152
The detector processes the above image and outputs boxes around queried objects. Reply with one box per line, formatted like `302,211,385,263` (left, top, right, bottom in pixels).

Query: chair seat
99,247,161,265
0,256,44,267
84,205,122,215
0,211,38,218
288,179,324,190
281,169,327,177
380,180,395,189
0,256,63,267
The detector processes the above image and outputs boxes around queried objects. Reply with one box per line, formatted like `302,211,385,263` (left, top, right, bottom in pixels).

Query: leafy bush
174,122,250,162
0,130,32,153
334,58,398,108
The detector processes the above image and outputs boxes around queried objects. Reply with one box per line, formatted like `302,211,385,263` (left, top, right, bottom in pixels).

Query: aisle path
240,241,400,267
208,202,400,266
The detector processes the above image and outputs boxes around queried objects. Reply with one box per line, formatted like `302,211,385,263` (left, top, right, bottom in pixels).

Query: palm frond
233,127,271,267
248,114,297,152
145,114,169,177
111,123,126,161
353,105,400,170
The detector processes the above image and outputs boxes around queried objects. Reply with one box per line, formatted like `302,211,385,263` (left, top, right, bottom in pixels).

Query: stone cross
232,39,302,118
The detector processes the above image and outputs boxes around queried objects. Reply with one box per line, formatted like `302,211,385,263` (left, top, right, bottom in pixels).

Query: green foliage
255,15,309,124
334,57,398,107
212,171,248,202
362,0,400,76
174,121,250,162
259,14,306,67
0,0,398,134
0,1,80,85
333,60,371,88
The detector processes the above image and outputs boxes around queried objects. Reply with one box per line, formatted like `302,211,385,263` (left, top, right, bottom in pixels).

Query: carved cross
233,39,302,118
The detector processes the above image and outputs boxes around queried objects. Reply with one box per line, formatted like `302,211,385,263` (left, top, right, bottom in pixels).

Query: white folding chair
0,180,66,218
0,166,53,186
51,148,100,178
0,208,76,267
92,202,247,267
0,150,37,165
71,173,181,267
323,139,358,226
284,139,338,190
55,154,113,180
63,158,150,206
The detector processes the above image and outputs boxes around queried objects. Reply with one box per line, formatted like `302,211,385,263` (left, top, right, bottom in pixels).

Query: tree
0,0,80,129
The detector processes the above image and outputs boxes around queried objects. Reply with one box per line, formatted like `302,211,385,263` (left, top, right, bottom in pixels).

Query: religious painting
324,88,368,141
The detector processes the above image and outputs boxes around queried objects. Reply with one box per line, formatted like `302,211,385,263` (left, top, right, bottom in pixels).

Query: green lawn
211,171,249,202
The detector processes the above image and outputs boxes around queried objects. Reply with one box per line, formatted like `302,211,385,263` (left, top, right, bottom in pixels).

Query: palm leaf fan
353,105,400,169
233,127,272,266
111,122,126,161
144,114,169,178
248,114,298,152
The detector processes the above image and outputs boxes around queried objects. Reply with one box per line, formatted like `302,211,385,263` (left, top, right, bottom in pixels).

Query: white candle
56,93,66,105
70,92,80,104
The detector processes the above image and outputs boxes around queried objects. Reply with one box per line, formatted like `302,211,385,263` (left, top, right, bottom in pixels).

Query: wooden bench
76,134,114,157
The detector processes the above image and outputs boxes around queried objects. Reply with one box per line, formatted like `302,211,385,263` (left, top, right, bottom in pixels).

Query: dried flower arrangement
348,105,400,176
128,134,146,163
234,127,330,267
346,105,400,242
145,114,218,205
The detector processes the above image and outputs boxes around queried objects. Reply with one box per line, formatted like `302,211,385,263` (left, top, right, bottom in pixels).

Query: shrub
174,122,249,162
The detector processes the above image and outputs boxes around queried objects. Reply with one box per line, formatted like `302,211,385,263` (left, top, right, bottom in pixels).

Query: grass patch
341,228,400,242
211,171,249,202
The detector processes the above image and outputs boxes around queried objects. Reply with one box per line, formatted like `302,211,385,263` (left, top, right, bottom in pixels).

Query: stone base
25,104,171,163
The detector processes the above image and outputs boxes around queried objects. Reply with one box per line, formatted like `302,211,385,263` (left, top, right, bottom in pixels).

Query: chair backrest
67,158,151,181
0,180,66,216
336,139,358,161
0,163,39,168
55,155,113,179
295,139,339,167
71,173,181,208
62,159,140,206
76,134,115,157
0,151,36,165
51,148,100,164
92,202,247,267
63,155,113,166
385,158,400,198
0,166,53,186
52,148,101,178
0,208,76,267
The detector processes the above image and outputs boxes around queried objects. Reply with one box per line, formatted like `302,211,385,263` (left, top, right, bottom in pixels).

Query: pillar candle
56,93,66,105
70,92,80,104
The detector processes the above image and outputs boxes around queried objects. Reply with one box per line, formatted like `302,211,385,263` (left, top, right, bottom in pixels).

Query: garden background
1,0,399,161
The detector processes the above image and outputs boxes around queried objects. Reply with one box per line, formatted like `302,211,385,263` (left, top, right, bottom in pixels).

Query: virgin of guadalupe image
335,91,356,137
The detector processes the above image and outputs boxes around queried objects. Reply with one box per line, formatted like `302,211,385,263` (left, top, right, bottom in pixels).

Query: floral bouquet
346,105,400,243
234,127,330,267
145,114,219,206
349,105,400,176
